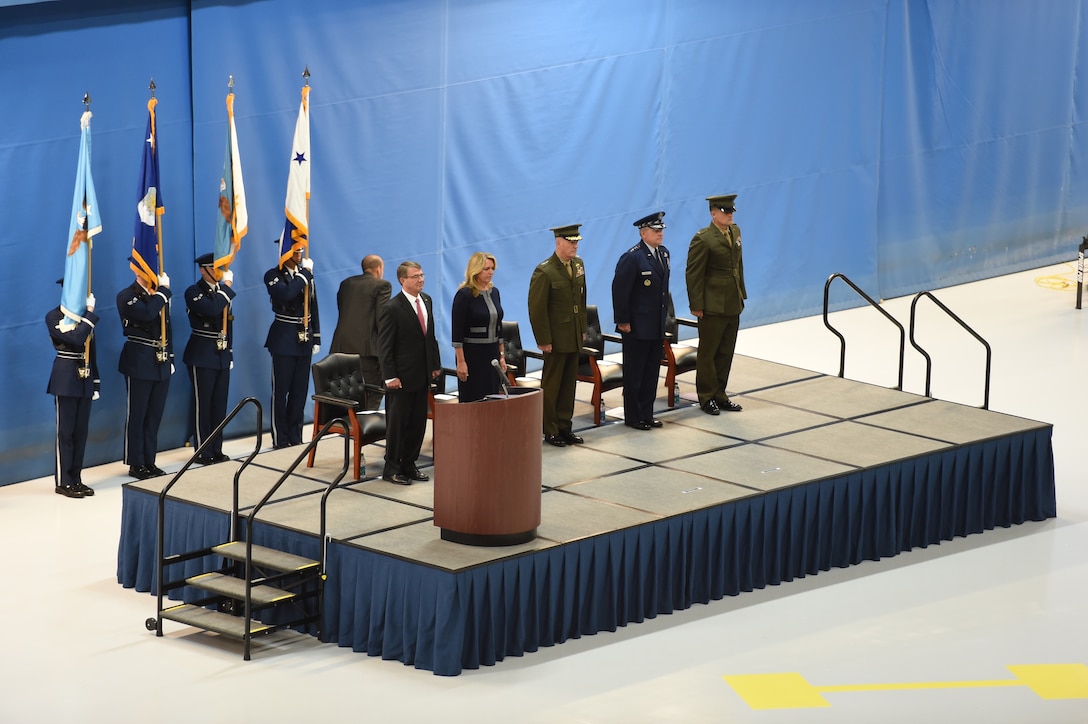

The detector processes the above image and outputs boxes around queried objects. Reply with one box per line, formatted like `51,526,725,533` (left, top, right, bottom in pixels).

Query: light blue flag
60,110,102,321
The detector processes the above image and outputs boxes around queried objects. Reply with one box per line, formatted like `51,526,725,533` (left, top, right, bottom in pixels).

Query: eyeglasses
405,273,425,280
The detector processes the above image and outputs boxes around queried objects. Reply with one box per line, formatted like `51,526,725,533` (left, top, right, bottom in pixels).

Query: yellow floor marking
724,664,1088,710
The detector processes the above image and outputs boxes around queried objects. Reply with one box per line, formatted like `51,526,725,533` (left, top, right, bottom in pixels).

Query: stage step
160,603,276,639
186,572,299,607
212,541,319,573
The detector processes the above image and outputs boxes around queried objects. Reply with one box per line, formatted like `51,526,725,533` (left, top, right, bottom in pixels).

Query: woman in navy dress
451,252,505,402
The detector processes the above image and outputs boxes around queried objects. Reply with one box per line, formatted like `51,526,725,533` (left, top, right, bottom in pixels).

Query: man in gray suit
685,194,747,415
330,254,391,409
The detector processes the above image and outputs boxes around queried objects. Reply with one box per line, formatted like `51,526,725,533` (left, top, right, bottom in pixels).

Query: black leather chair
578,305,624,425
661,293,699,408
309,353,387,481
501,320,543,388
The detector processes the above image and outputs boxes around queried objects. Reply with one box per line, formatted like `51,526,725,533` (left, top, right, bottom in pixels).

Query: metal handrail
909,291,992,409
240,417,352,659
823,273,905,390
153,397,263,632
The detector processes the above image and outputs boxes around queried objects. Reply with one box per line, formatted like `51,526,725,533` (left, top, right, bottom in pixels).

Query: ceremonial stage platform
116,353,1056,676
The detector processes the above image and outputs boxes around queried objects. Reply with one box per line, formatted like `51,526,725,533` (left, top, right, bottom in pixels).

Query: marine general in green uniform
685,194,747,415
528,224,588,446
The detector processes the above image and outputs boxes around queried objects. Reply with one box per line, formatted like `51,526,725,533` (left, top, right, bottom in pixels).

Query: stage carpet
117,354,1056,675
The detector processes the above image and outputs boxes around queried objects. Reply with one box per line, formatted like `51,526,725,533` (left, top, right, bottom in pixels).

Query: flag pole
301,66,312,333
150,78,168,359
82,92,94,374
222,75,234,340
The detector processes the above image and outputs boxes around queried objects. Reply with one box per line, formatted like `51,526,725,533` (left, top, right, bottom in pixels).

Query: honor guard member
117,269,174,479
528,224,588,447
264,241,320,449
46,282,100,498
685,194,747,415
612,211,670,430
184,253,236,464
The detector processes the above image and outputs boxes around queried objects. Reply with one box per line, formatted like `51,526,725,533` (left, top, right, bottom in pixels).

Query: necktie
415,297,426,333
565,261,573,278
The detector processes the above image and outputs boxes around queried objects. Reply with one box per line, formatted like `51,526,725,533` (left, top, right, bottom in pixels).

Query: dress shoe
128,465,154,480
148,465,167,477
702,400,720,415
648,419,663,428
719,399,743,412
193,455,215,466
559,431,584,445
625,421,652,431
543,434,567,447
55,485,85,499
211,453,231,463
408,467,430,482
382,472,411,486
74,482,95,497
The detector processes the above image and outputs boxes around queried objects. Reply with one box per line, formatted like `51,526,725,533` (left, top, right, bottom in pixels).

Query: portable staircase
144,398,354,660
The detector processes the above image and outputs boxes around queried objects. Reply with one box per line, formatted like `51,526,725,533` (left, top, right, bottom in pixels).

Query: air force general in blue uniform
184,253,236,464
611,211,670,430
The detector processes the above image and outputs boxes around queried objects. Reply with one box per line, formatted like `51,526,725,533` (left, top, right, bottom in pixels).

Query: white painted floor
2,262,1086,723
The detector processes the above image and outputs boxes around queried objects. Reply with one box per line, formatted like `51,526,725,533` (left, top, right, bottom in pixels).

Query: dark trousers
190,365,230,457
124,376,170,467
540,350,578,435
54,394,92,488
359,354,385,410
270,353,311,448
694,313,740,405
383,386,428,475
622,337,661,424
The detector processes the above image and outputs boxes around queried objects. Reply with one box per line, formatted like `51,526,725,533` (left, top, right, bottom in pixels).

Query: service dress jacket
527,253,587,353
685,222,746,316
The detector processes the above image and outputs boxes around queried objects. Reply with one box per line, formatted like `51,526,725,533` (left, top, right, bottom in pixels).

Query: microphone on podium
491,358,512,396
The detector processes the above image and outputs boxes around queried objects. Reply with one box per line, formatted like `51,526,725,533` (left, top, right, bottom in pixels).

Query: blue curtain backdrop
2,0,1084,485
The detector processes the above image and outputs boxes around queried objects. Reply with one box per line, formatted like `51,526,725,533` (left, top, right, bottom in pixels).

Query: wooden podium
433,388,542,546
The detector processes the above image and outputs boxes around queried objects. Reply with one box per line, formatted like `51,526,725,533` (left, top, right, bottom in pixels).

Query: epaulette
627,243,641,253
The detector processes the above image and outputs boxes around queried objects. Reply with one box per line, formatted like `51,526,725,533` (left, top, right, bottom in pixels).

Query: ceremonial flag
130,98,165,290
278,85,309,267
60,110,102,325
214,90,248,273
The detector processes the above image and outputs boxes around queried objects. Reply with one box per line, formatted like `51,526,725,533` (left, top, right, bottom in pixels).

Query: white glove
229,361,234,370
170,363,175,375
221,269,234,285
312,345,320,356
86,294,95,312
158,273,171,288
92,391,99,401
301,257,314,272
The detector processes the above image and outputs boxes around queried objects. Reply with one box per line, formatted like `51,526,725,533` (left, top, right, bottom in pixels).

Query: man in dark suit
117,270,173,479
378,260,441,485
183,253,236,464
264,243,320,449
46,285,100,498
528,224,588,447
612,211,670,430
685,194,747,415
330,254,390,410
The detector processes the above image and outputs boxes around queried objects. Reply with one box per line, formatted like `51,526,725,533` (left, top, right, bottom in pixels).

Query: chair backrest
665,292,679,341
584,305,603,360
311,353,368,424
502,320,532,374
